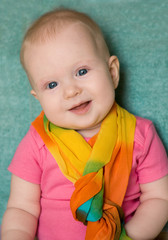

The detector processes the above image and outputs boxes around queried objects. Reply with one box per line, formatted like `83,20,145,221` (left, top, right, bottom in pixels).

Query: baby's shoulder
133,117,168,183
134,116,154,149
24,125,45,150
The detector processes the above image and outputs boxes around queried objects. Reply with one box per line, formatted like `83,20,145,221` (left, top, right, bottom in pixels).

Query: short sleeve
8,126,43,184
136,123,168,184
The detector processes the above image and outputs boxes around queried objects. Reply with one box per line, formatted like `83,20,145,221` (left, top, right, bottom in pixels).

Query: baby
1,8,168,240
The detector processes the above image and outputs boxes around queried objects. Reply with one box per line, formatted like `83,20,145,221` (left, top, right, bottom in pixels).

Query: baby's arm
125,175,168,240
1,174,41,240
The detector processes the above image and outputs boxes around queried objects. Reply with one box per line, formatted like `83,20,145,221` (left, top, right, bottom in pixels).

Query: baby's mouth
69,101,92,114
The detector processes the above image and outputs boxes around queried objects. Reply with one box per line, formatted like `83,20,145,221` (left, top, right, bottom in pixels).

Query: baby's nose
63,82,82,99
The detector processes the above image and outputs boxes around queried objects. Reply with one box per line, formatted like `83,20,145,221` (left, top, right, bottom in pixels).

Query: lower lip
69,101,92,115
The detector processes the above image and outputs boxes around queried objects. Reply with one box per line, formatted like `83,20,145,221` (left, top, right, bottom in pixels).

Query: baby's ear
30,89,39,100
108,56,120,89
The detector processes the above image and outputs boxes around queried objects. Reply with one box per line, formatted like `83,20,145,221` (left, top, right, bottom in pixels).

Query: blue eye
47,82,58,89
77,69,88,76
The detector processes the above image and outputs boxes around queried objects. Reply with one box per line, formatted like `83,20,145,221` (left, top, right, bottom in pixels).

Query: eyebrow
74,58,99,67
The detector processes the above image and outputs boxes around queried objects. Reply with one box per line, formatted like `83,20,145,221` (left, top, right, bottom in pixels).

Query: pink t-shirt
8,116,168,240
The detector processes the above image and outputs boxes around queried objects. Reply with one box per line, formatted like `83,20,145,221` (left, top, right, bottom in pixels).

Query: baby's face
24,23,119,137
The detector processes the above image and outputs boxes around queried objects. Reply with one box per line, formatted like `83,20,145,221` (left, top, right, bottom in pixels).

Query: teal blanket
0,0,167,224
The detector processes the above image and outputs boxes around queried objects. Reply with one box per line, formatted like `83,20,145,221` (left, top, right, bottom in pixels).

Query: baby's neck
76,124,101,138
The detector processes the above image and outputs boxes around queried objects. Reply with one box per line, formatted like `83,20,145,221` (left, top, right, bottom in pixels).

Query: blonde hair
20,8,110,70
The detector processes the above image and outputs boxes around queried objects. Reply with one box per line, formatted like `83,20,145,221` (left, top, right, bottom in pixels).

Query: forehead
24,23,100,64
47,22,99,51
56,22,98,50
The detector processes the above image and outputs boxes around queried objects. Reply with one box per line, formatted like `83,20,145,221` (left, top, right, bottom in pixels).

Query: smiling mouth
69,101,92,114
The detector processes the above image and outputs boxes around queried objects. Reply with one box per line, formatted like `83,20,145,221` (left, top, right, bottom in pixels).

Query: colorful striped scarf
32,103,136,239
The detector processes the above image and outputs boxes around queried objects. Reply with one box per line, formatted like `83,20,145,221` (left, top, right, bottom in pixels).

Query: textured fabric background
0,0,168,223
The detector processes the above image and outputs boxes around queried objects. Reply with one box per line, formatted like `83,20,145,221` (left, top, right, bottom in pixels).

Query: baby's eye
77,69,88,76
47,82,58,89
